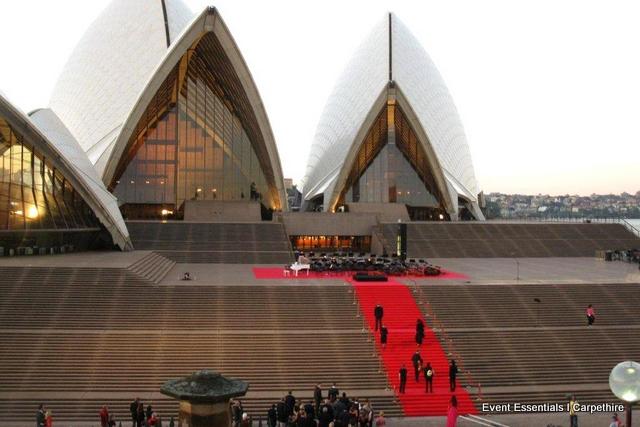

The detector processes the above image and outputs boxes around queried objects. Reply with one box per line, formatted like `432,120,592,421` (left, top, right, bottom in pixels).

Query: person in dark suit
398,365,408,393
415,319,425,346
129,398,139,427
380,325,388,349
424,362,434,393
303,400,315,420
267,404,277,427
449,359,459,391
318,401,334,427
36,404,46,427
328,383,339,402
136,402,145,427
276,398,288,427
412,350,423,382
374,304,384,331
284,391,296,417
313,384,323,418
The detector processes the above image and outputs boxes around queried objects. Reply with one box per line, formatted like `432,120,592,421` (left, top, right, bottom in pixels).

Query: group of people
399,355,458,394
374,303,459,393
35,404,52,427
129,398,166,427
265,386,386,427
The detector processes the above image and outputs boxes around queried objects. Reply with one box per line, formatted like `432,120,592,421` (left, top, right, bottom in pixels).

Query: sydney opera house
1,1,639,426
1,0,286,252
301,14,484,221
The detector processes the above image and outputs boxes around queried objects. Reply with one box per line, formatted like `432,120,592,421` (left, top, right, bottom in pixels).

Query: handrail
487,216,640,238
409,279,483,402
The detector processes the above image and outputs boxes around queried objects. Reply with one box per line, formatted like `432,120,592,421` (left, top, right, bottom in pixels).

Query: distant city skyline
1,0,639,196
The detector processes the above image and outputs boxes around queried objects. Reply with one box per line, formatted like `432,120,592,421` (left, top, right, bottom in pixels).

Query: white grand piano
289,255,311,276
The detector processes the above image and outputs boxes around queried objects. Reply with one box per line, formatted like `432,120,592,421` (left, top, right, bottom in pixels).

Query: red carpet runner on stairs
350,279,478,416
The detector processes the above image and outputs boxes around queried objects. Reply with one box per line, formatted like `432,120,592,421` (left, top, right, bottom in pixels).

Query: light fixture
145,180,150,184
197,188,202,193
15,210,24,216
161,209,174,216
130,180,135,184
439,214,444,220
610,360,640,427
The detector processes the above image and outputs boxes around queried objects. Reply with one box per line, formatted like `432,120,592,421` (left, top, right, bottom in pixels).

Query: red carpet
350,279,478,416
252,267,468,280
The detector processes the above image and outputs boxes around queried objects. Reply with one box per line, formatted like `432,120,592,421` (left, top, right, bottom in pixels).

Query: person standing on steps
129,398,139,427
411,350,423,382
374,304,384,331
415,318,425,346
380,324,388,349
423,362,434,393
446,396,458,427
36,404,46,427
449,359,459,392
313,384,323,419
586,304,595,326
569,395,578,427
398,364,408,393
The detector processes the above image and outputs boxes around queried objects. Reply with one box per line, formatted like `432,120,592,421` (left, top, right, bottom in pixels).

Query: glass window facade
0,118,98,230
339,100,445,218
111,37,276,220
291,235,371,252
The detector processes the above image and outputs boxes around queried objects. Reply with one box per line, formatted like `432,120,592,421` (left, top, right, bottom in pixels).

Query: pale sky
1,0,639,196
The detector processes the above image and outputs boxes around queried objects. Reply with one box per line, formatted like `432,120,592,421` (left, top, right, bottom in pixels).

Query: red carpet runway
350,279,478,416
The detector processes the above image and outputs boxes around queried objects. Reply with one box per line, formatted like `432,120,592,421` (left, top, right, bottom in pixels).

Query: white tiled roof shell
302,14,480,205
28,109,132,250
391,17,479,198
301,17,389,200
48,0,194,173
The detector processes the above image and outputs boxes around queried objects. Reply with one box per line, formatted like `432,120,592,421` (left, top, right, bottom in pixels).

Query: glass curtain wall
112,48,273,219
0,118,98,230
340,103,443,212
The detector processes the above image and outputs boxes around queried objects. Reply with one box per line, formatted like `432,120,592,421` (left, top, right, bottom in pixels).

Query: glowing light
196,188,202,193
145,180,150,184
26,206,39,219
15,210,23,216
161,209,173,216
439,214,444,220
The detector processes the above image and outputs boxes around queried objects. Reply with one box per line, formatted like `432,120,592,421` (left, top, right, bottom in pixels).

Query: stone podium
161,370,249,427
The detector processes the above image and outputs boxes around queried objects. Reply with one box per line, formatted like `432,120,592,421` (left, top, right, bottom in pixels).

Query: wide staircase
410,282,640,408
127,221,293,264
381,222,640,258
127,252,176,283
0,266,399,424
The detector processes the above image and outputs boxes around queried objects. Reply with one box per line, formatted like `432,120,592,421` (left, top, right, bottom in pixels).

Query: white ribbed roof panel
302,13,482,215
301,16,389,201
391,16,479,198
29,109,132,250
48,0,194,171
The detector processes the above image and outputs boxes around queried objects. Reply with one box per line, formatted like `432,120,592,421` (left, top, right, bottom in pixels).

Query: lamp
610,361,640,427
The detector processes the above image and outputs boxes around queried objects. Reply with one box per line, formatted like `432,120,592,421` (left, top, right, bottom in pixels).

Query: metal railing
408,279,483,402
487,216,640,238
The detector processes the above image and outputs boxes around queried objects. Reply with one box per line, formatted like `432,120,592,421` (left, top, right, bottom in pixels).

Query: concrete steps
126,222,294,264
0,267,400,423
127,252,176,283
382,223,640,258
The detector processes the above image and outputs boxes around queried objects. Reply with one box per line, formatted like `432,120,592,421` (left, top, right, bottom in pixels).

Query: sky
1,0,639,196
